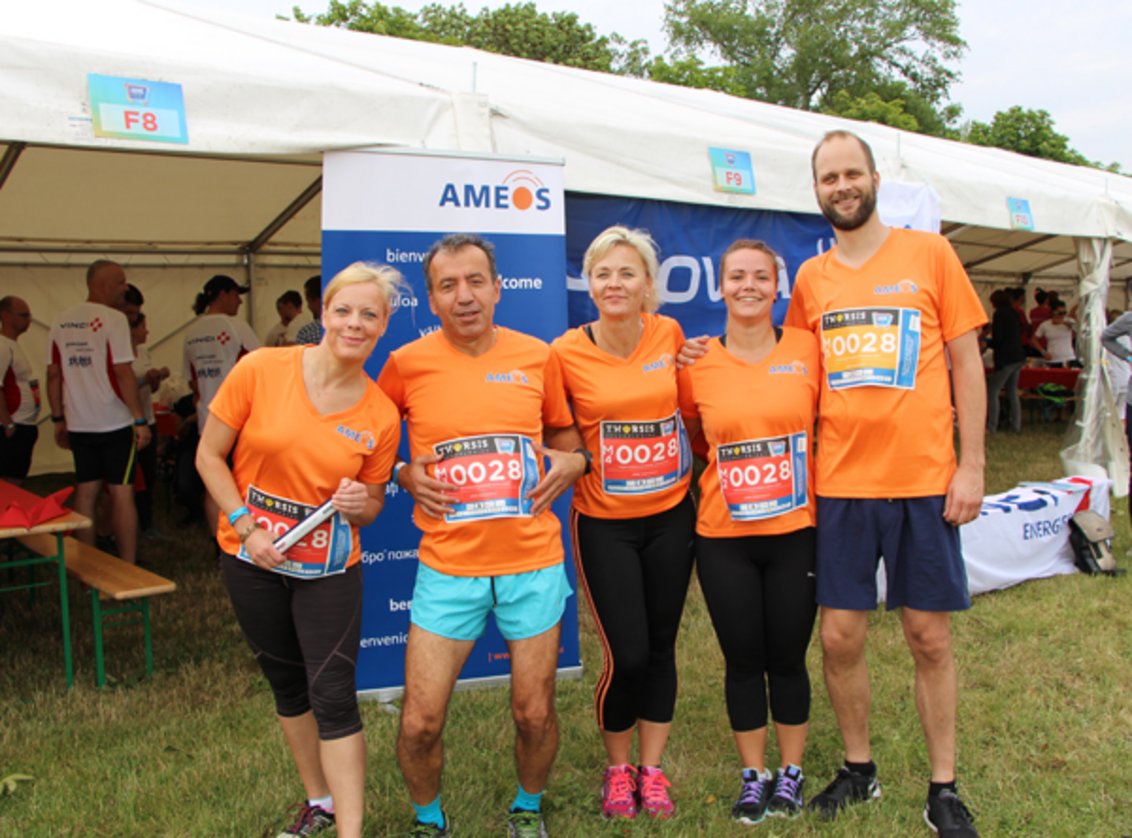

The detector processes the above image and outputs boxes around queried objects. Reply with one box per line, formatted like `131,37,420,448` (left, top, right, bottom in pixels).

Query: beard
819,183,878,231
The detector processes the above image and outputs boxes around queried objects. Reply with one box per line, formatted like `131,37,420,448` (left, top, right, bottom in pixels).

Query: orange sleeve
937,239,989,343
358,396,401,485
783,274,812,330
207,351,257,432
376,354,406,415
541,348,574,428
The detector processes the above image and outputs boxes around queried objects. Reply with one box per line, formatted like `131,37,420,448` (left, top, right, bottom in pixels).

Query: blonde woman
552,226,694,819
196,263,404,838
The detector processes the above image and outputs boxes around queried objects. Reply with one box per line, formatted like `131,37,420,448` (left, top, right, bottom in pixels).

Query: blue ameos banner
321,150,577,700
564,193,834,335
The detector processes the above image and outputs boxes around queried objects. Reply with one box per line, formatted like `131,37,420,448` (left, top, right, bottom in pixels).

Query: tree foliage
291,1,648,73
662,0,966,134
964,106,1116,171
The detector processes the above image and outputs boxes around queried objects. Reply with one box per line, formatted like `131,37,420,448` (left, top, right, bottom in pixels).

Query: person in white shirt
264,290,307,346
182,274,260,535
1034,304,1079,367
46,260,151,564
0,295,40,484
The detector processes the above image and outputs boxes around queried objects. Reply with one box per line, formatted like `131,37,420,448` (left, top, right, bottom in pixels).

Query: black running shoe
408,814,451,837
806,765,881,821
924,788,978,837
731,768,774,825
766,764,805,818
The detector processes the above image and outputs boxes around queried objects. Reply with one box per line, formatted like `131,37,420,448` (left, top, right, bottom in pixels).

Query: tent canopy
3,0,1131,284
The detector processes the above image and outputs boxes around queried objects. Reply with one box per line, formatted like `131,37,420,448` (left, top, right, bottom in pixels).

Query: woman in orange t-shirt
553,226,694,820
196,263,402,838
679,240,820,825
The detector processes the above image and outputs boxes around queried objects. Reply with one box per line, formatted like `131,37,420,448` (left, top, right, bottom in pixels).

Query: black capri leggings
222,556,363,740
571,494,695,732
695,527,817,731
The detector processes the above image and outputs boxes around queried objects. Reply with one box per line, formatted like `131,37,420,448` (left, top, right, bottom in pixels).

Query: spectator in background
46,260,151,565
265,290,306,346
1005,287,1035,356
1035,303,1079,368
985,289,1026,434
1029,288,1052,331
129,304,169,536
183,274,260,536
296,275,325,345
0,295,40,485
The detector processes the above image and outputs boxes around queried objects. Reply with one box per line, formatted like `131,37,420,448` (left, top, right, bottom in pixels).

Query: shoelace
604,767,637,801
638,770,671,806
508,809,542,836
738,777,768,807
279,803,319,835
774,771,800,802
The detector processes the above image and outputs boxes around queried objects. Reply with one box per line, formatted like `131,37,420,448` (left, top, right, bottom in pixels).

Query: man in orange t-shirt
784,131,986,836
378,233,587,838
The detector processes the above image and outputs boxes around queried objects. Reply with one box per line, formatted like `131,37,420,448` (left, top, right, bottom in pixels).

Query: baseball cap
203,274,250,296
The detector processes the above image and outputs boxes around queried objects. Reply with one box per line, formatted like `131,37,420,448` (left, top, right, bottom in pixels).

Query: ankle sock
929,779,957,797
845,759,876,776
511,785,543,813
412,795,445,827
308,794,334,814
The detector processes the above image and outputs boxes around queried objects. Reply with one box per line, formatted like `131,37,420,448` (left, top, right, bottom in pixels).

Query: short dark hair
124,283,144,307
278,290,302,308
422,234,497,292
811,130,877,180
303,275,322,299
0,296,14,313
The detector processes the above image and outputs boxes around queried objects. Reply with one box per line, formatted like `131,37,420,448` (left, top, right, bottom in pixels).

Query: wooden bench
15,533,176,687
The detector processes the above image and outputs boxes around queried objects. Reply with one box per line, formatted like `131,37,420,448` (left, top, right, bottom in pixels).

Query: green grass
2,422,1130,836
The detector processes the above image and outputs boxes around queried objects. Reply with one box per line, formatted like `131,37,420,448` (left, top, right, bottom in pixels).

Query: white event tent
3,0,1132,478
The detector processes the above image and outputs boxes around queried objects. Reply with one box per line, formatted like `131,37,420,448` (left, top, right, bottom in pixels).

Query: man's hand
943,462,983,526
134,424,152,451
676,335,711,369
54,422,69,450
399,453,459,519
527,444,586,516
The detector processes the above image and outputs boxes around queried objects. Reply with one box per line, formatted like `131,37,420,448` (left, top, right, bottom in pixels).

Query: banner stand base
359,665,584,705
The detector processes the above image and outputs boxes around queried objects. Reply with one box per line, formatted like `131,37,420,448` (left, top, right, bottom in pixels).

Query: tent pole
0,142,26,191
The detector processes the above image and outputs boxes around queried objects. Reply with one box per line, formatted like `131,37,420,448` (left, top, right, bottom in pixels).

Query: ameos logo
438,169,552,212
874,279,919,295
336,424,376,450
769,360,808,376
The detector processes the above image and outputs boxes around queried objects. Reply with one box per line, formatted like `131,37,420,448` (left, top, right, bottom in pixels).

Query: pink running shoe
637,765,675,819
601,764,638,819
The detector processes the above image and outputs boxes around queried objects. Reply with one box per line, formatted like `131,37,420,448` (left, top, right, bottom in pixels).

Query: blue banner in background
322,150,577,700
564,193,833,335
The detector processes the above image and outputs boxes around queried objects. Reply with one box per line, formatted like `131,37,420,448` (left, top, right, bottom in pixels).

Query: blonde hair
582,225,662,313
322,262,409,316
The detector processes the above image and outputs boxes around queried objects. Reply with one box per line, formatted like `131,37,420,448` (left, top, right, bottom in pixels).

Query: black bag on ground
1067,510,1123,576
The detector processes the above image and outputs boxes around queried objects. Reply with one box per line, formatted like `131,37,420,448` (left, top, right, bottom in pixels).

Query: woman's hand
241,524,286,570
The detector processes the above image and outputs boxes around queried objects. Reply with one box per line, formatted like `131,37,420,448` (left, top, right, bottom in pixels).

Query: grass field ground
2,422,1130,836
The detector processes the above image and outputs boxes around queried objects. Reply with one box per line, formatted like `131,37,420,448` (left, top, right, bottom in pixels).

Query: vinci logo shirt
47,301,134,432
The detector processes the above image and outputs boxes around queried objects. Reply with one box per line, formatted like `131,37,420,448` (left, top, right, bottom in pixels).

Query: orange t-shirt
784,228,987,498
679,328,819,537
551,313,692,519
377,327,575,577
209,346,401,567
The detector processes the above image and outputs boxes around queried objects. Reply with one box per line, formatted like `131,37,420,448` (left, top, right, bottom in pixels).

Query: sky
189,0,1131,171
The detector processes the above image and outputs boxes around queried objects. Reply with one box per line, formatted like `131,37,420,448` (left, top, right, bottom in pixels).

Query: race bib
716,431,808,521
238,484,353,578
600,412,691,495
433,433,540,523
821,307,920,390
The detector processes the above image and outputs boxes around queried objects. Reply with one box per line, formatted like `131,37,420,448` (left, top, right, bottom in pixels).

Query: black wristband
573,447,593,476
51,415,66,423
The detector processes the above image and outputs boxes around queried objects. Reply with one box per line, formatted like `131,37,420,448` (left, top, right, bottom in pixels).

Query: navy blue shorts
815,496,970,612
